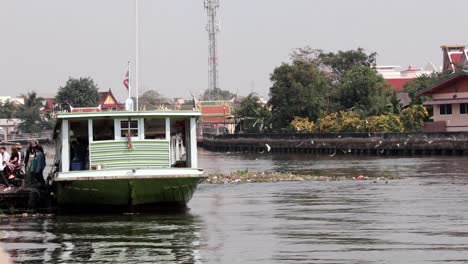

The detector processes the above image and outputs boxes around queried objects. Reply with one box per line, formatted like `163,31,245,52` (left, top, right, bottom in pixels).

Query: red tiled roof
416,70,468,96
43,98,55,112
385,78,415,92
99,89,124,110
200,105,231,115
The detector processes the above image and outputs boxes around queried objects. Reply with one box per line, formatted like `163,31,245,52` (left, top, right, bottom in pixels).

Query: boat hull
54,176,204,206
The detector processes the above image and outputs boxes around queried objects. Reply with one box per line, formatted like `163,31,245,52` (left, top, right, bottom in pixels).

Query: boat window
170,119,187,167
93,119,114,141
120,119,139,138
144,118,166,139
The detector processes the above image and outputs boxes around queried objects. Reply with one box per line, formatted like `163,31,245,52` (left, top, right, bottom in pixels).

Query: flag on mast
124,62,134,111
123,68,129,91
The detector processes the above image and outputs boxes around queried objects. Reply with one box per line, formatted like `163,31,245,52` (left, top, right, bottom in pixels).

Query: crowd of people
0,141,46,191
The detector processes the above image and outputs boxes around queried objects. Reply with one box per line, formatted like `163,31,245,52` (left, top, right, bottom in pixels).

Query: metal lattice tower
204,0,220,100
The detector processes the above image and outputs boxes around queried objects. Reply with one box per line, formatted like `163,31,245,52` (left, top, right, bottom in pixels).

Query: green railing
89,141,170,170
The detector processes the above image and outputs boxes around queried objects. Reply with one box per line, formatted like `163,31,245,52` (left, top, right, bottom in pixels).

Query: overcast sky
1,0,468,101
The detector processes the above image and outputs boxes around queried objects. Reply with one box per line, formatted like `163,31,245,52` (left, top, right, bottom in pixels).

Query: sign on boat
49,110,204,209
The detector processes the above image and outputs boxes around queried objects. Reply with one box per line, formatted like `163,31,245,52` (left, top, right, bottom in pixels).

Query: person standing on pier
33,144,46,188
16,143,24,164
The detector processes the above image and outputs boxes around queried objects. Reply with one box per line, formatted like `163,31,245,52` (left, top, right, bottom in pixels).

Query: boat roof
56,110,201,120
53,110,201,139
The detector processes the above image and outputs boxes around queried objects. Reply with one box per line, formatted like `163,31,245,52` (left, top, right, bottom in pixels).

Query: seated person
6,146,20,179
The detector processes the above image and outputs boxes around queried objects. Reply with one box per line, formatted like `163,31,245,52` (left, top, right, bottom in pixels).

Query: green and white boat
49,110,204,208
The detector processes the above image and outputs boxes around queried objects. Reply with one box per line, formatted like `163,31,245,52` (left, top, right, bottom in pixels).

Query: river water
2,148,468,263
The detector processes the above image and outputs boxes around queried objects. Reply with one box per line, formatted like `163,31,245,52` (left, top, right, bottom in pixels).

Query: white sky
1,0,468,101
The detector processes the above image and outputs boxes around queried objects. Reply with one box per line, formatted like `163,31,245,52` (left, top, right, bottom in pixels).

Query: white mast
135,0,140,110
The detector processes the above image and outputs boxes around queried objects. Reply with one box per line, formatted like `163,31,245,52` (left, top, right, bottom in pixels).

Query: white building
0,96,24,105
376,64,438,91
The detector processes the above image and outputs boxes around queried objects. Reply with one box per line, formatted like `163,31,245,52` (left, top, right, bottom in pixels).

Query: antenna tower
204,0,220,100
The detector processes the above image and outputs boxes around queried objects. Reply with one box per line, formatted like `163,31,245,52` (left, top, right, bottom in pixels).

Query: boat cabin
53,111,201,174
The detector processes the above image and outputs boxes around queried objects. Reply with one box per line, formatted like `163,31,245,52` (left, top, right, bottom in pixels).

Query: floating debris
203,171,400,184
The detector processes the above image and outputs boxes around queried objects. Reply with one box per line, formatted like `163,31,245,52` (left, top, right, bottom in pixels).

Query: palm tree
18,91,46,133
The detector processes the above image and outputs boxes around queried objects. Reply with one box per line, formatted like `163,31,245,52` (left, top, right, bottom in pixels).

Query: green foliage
235,93,271,133
55,77,100,107
268,60,329,131
269,47,405,132
319,47,377,79
366,114,403,132
317,112,340,133
336,66,392,116
17,91,49,133
0,100,19,119
290,116,316,133
403,72,451,105
317,111,364,133
400,105,428,132
339,111,365,132
139,90,172,110
388,90,402,115
201,88,235,101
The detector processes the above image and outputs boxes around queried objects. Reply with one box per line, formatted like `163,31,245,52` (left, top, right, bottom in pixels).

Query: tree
290,47,377,79
317,111,364,133
290,117,316,133
290,47,379,113
56,77,100,107
17,91,49,133
139,90,172,110
201,88,235,101
335,66,393,116
0,100,18,119
366,114,403,132
319,47,377,79
268,60,329,131
400,105,428,132
403,72,451,105
235,93,271,133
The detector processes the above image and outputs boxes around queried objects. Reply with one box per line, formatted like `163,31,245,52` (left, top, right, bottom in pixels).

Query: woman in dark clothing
24,143,35,167
33,145,46,187
6,146,19,179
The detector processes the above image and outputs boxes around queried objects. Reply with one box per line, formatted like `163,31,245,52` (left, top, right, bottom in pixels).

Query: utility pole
204,0,220,101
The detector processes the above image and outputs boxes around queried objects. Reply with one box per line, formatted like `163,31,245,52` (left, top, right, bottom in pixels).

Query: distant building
196,100,235,141
377,64,437,92
0,96,24,105
99,89,124,111
0,118,21,140
42,88,124,115
42,98,55,114
441,45,468,73
416,70,468,132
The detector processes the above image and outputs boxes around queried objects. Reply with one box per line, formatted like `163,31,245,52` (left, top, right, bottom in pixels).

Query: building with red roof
99,89,124,111
441,45,468,73
41,88,124,115
377,64,437,92
196,100,235,141
416,70,468,132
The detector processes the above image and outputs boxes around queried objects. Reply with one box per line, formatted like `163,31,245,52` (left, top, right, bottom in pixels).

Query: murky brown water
2,148,468,263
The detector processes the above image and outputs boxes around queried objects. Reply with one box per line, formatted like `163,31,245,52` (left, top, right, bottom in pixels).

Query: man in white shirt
0,146,11,188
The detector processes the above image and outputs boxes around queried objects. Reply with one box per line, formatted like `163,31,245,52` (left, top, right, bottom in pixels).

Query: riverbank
202,132,468,156
203,171,400,184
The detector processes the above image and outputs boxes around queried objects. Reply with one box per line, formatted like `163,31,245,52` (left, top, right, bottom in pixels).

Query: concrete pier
202,132,468,156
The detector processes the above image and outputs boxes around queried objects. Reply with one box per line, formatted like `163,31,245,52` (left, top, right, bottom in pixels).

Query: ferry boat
49,110,204,208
